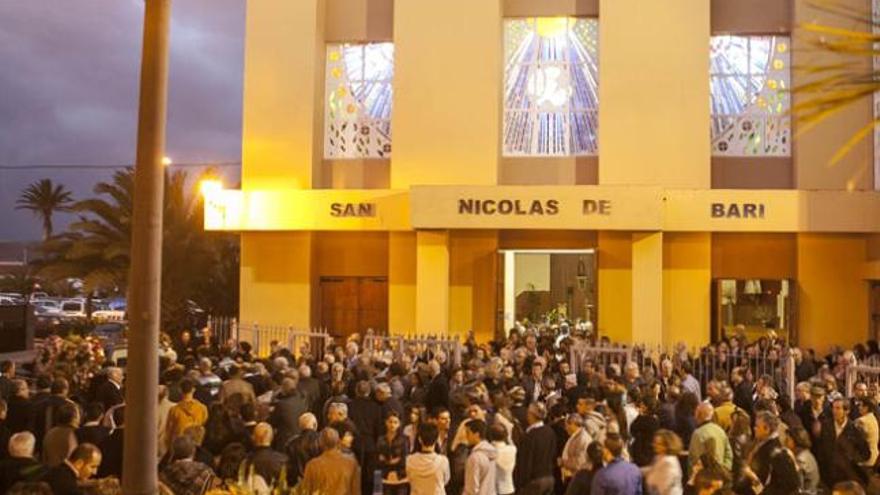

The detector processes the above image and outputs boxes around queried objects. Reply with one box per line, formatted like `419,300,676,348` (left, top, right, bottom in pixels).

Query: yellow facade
223,0,880,350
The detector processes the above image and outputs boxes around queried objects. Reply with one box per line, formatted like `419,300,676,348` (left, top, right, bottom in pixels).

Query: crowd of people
0,326,877,494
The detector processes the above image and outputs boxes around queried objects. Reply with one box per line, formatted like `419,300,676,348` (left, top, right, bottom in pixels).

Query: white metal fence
363,331,463,367
570,342,796,406
209,317,464,365
846,364,880,396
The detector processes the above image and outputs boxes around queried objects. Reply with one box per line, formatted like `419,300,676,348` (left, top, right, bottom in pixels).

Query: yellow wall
316,232,388,276
240,232,315,332
242,0,325,190
663,233,711,347
712,233,797,279
391,0,502,187
598,231,632,342
389,232,416,333
599,0,710,187
415,231,450,334
449,231,498,342
794,0,873,190
797,234,868,351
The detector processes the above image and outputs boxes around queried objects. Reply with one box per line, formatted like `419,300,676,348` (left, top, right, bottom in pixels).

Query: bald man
689,402,733,471
243,422,288,486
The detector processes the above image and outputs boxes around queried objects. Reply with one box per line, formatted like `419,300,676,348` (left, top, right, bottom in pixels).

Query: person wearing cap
514,402,557,495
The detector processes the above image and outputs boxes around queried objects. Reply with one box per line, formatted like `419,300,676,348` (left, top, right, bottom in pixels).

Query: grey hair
8,432,35,457
328,402,349,417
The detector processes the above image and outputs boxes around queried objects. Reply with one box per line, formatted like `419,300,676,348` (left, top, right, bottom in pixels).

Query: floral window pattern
710,36,791,156
324,43,393,159
504,17,599,156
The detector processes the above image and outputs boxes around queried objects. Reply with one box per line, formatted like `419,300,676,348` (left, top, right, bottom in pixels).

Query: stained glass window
710,36,791,157
324,43,393,159
504,17,599,156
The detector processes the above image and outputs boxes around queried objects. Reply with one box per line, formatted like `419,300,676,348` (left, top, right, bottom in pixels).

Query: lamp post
123,1,171,493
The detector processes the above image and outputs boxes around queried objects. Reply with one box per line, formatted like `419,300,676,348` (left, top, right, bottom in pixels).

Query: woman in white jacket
642,429,684,495
488,423,516,495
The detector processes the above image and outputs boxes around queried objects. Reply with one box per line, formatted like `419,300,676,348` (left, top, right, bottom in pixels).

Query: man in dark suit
348,380,382,495
43,443,101,495
742,412,800,495
0,361,17,401
0,432,46,492
817,398,870,487
269,377,309,449
514,402,557,495
95,367,124,412
6,380,33,434
244,423,288,486
425,360,449,413
75,403,110,448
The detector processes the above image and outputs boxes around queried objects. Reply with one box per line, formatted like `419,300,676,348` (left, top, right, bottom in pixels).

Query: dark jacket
6,395,34,433
349,397,383,454
269,391,309,449
76,424,111,447
245,446,289,486
98,428,125,478
514,423,557,488
44,462,81,495
733,380,755,415
285,429,321,483
0,456,46,493
425,373,449,412
817,418,870,486
630,413,660,467
95,381,124,411
748,436,801,495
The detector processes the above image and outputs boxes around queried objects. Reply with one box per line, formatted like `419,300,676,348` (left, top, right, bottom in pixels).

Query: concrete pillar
797,234,868,351
415,231,450,334
663,233,711,348
389,232,416,334
598,232,632,342
239,232,315,330
632,233,663,347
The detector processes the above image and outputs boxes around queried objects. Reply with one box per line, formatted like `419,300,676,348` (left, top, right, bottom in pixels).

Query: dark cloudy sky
0,0,245,241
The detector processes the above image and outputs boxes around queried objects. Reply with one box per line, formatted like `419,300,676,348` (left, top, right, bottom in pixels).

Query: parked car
91,310,126,322
29,292,49,301
32,299,62,314
60,300,87,318
0,296,23,306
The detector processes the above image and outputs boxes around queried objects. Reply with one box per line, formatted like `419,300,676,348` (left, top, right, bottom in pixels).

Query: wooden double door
320,276,388,339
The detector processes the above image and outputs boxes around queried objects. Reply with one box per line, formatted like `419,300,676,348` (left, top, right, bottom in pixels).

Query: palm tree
793,1,880,163
38,168,239,330
15,179,74,241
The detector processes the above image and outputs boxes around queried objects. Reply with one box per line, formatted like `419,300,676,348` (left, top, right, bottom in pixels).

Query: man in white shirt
406,423,450,495
560,413,592,480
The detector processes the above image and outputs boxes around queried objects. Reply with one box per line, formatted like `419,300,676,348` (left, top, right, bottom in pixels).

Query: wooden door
359,277,388,335
320,277,388,340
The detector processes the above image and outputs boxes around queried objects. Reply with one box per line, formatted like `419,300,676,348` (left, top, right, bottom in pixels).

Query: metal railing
363,330,463,367
846,364,880,396
570,341,796,406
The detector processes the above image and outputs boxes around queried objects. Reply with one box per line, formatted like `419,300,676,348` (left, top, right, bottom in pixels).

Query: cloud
0,0,245,241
